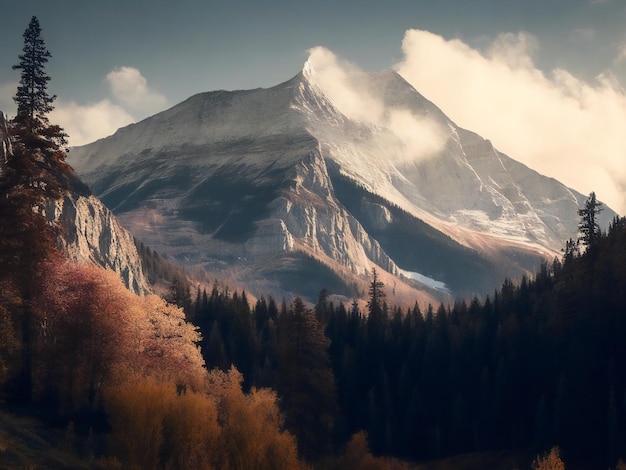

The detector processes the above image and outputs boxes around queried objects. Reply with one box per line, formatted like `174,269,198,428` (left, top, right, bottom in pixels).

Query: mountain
67,63,615,301
0,111,150,295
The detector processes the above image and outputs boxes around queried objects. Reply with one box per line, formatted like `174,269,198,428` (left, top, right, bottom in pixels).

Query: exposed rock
44,193,150,295
0,112,12,171
0,109,149,295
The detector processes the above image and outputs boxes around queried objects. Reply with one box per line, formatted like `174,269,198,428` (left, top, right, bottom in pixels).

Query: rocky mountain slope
67,63,615,301
0,111,150,295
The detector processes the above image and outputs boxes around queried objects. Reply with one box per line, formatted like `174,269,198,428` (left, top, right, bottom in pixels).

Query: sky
1,0,626,214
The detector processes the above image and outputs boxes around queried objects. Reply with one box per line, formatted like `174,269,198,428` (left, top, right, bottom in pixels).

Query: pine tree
13,17,62,138
9,16,70,195
578,191,603,250
273,297,336,459
0,16,71,403
367,268,387,342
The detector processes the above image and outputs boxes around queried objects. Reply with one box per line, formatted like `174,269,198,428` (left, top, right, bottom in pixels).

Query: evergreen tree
273,297,337,460
0,16,71,403
578,191,603,250
13,17,64,141
4,16,71,201
367,268,387,342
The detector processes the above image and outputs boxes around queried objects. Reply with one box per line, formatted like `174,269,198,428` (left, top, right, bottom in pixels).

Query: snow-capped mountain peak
67,64,615,301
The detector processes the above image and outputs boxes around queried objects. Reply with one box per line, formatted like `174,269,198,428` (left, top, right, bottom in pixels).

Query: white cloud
106,66,167,114
395,29,626,215
50,99,134,147
307,46,447,163
54,66,166,145
0,81,132,146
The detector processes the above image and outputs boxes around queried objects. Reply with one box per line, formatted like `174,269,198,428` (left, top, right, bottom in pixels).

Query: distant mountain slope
67,62,615,301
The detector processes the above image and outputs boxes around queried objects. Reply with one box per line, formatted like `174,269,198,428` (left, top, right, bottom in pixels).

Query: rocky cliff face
0,111,150,295
274,146,398,275
44,192,150,295
0,112,12,172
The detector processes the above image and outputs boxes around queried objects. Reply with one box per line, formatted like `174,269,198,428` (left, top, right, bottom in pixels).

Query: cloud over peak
395,29,626,214
306,46,448,164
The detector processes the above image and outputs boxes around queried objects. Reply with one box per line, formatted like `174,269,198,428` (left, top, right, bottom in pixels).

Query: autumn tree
29,260,205,412
532,446,566,470
210,367,303,470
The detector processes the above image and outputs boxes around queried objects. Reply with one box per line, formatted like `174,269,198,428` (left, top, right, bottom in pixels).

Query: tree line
171,195,626,468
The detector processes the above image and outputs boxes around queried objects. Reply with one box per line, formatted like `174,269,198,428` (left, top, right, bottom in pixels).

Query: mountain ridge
67,62,615,301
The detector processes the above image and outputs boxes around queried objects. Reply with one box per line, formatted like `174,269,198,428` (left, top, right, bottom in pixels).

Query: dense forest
167,205,626,469
2,15,626,470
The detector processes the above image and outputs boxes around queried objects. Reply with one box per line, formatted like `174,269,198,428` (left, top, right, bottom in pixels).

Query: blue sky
1,0,626,212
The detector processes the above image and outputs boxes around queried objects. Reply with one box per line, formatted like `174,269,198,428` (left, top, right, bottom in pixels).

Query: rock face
67,64,615,300
0,111,150,295
44,191,150,295
0,112,12,172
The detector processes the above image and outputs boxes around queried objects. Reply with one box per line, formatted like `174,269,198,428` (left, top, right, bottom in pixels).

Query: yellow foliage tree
161,389,221,470
207,367,303,470
105,378,173,470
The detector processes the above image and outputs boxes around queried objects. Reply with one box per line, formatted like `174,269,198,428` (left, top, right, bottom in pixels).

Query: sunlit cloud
50,66,165,146
1,79,136,147
307,46,447,163
51,99,134,147
395,29,626,214
106,66,167,115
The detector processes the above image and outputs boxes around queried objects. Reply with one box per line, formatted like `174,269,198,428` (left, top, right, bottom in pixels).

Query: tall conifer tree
578,191,603,249
0,16,71,403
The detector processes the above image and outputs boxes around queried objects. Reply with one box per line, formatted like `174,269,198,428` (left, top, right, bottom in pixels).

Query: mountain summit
68,61,613,301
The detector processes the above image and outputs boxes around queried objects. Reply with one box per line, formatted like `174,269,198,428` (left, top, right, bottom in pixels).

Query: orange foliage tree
105,367,305,470
33,260,205,412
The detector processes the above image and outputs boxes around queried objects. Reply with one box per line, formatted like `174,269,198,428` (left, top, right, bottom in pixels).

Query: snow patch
400,269,449,293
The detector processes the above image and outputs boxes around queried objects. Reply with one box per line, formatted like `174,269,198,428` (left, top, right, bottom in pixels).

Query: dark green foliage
577,191,603,250
12,16,67,150
13,18,53,131
134,240,188,288
322,215,626,468
179,213,626,466
272,297,336,459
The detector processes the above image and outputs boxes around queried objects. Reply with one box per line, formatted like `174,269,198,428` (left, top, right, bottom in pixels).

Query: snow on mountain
67,61,615,301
